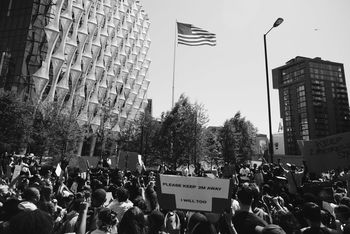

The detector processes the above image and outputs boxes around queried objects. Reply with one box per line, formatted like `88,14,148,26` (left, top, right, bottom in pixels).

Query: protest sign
55,163,62,177
299,132,350,173
118,151,143,171
68,157,88,172
11,165,22,182
156,174,233,213
104,192,114,206
81,156,100,168
303,181,334,203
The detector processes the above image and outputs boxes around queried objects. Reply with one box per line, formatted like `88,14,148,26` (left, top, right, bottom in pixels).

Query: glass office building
272,56,350,155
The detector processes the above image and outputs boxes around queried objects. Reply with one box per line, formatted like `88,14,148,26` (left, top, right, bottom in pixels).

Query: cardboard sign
299,132,350,173
68,157,88,172
81,156,100,168
156,174,232,213
118,151,143,171
303,181,334,203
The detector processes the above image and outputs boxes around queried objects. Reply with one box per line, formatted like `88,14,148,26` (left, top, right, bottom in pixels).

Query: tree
0,92,35,154
203,127,222,169
219,112,257,163
30,102,84,162
157,95,208,169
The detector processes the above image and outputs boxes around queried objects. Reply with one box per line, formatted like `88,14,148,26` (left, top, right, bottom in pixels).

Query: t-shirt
232,211,267,234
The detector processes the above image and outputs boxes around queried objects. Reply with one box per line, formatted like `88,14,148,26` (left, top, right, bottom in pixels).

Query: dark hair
67,197,84,212
237,184,254,205
115,187,129,202
118,206,146,234
92,188,106,207
272,211,301,234
98,207,117,226
8,209,54,234
335,204,350,222
22,187,40,203
133,196,147,213
340,196,350,208
40,186,52,202
192,220,217,234
302,202,321,223
187,212,207,233
303,227,330,234
147,210,165,234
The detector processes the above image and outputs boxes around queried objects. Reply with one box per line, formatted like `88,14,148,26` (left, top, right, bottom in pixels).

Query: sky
141,0,350,136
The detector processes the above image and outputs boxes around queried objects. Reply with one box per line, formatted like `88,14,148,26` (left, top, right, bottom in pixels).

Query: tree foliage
202,127,222,168
0,92,34,153
157,95,208,169
219,111,257,163
30,102,84,161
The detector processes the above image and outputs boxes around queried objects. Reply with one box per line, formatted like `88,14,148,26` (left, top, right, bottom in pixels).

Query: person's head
302,202,321,225
147,210,164,234
2,198,21,221
67,197,84,212
290,164,297,172
237,183,255,207
22,187,40,204
191,220,217,234
320,209,336,229
187,212,207,234
334,204,350,224
115,187,129,202
97,207,117,231
133,196,147,213
40,186,52,201
91,188,107,207
272,211,301,234
118,206,146,234
340,196,350,208
256,224,286,234
8,209,54,234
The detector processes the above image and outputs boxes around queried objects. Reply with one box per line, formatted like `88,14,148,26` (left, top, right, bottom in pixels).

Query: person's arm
76,202,89,234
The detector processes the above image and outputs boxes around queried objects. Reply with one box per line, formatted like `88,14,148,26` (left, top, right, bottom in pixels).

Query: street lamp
264,17,283,163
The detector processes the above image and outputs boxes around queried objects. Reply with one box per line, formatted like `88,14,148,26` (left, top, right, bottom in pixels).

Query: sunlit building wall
0,0,151,154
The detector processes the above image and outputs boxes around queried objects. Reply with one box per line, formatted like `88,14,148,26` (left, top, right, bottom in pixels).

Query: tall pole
264,33,274,163
263,17,283,163
172,21,178,108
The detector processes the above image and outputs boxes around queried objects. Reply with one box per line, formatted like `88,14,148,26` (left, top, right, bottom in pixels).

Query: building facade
272,132,285,155
0,0,151,155
272,56,350,155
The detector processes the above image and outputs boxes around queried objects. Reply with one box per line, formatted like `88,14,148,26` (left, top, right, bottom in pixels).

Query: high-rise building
0,0,151,155
272,56,350,155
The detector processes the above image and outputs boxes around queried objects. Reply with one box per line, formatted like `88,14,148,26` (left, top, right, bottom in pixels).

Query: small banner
156,174,233,213
11,165,22,182
300,132,350,173
55,163,62,177
118,151,143,171
68,157,88,172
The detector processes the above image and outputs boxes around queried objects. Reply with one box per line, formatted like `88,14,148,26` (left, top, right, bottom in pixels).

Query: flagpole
172,20,177,108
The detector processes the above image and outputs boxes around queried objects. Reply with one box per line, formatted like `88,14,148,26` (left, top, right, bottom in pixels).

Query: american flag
177,22,216,46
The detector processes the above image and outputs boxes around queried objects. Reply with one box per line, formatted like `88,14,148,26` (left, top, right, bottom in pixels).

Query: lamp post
264,17,283,163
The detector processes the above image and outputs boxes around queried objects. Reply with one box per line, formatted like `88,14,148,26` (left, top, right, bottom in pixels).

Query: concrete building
0,0,151,155
273,56,350,155
273,132,285,155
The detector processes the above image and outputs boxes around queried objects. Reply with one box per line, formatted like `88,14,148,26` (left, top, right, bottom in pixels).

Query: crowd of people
0,152,349,234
